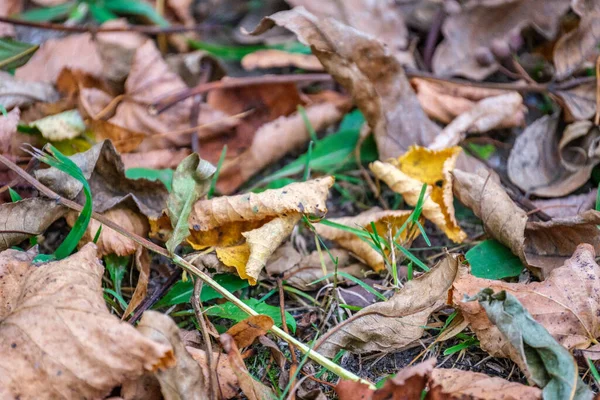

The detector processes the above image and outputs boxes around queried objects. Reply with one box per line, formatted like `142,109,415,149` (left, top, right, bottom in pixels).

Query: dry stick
192,279,218,400
0,153,373,389
278,279,298,399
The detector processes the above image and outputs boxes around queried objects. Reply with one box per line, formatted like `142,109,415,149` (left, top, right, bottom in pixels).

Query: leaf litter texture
0,244,174,399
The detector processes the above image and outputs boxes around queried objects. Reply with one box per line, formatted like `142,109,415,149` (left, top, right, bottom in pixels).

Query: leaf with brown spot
0,244,174,399
226,315,274,348
453,168,600,278
248,7,438,160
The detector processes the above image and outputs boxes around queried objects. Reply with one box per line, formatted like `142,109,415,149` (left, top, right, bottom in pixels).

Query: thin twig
192,279,218,400
0,153,374,389
129,269,182,324
278,279,298,400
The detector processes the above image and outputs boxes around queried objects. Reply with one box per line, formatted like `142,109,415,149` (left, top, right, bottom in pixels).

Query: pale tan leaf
186,347,239,399
432,0,569,80
137,311,208,400
248,7,439,160
316,254,461,357
121,148,192,170
96,19,148,82
0,0,22,36
241,49,323,70
0,244,174,399
454,244,600,366
123,247,151,319
0,107,19,155
0,71,59,110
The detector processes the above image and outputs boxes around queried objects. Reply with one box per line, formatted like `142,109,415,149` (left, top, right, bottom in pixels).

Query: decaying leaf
432,0,569,80
136,311,208,400
0,0,21,36
371,146,466,243
0,71,59,110
28,109,86,141
186,347,239,399
455,244,600,368
555,81,596,121
532,191,596,219
0,198,67,251
226,315,274,348
165,154,215,254
249,7,439,160
316,253,461,357
468,289,593,399
0,244,174,399
88,119,146,154
216,101,344,194
428,92,525,150
241,49,323,70
314,208,419,272
553,0,600,79
185,177,334,284
453,168,600,278
0,107,19,155
121,149,191,170
508,115,600,197
123,247,151,320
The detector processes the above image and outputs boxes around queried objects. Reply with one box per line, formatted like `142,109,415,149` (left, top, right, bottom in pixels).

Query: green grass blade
310,271,387,302
302,141,314,181
298,105,318,142
394,243,430,272
8,188,22,202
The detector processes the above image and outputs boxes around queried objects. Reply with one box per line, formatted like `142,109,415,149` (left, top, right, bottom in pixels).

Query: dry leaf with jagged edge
370,146,466,243
453,168,600,279
226,315,274,348
0,244,174,400
314,208,420,272
316,253,462,357
177,177,334,284
454,244,600,367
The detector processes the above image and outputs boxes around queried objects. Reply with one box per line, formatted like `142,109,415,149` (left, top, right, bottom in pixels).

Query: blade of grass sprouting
93,225,102,244
339,304,363,311
407,261,414,280
415,220,431,246
298,105,318,142
8,188,22,202
412,183,428,220
103,288,128,310
394,243,430,271
588,358,600,388
207,145,227,199
0,105,8,117
309,271,387,301
596,186,600,211
318,219,370,238
282,285,318,305
302,140,314,181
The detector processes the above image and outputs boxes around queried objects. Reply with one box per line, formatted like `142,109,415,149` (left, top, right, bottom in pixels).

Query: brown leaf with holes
453,243,600,366
226,315,274,348
316,253,461,357
0,244,174,399
453,168,600,279
432,0,569,80
248,7,439,160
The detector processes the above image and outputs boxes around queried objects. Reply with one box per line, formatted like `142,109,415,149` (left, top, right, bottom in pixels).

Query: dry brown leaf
0,107,19,155
428,92,525,150
555,81,596,121
167,0,195,26
220,333,274,400
15,33,104,83
186,177,333,284
123,247,151,320
216,102,344,194
166,51,225,87
316,253,461,357
454,168,600,278
186,347,239,399
89,119,146,154
0,244,174,399
371,146,466,243
532,191,596,219
121,148,192,170
454,243,600,365
121,373,163,400
249,7,439,160
507,114,600,197
241,49,323,71
136,311,207,400
0,71,59,110
226,315,274,348
411,78,525,125
0,0,22,36
553,0,600,79
432,0,569,79
314,208,419,272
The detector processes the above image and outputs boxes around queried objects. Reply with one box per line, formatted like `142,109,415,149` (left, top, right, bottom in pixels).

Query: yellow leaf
315,208,420,271
370,146,466,243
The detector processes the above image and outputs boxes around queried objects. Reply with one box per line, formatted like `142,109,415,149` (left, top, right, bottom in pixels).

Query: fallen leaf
249,7,439,160
468,288,593,399
241,49,323,71
121,148,191,170
432,0,570,79
0,71,59,110
88,119,146,154
553,0,600,79
121,374,163,400
167,0,195,26
371,146,466,243
226,315,274,348
123,247,151,319
532,191,597,219
166,50,226,87
453,168,600,278
220,333,275,400
555,81,596,121
186,347,239,399
28,109,86,141
0,0,21,37
454,244,600,366
15,33,104,83
165,154,215,254
0,198,67,251
0,244,174,399
185,177,334,284
428,92,525,150
136,311,207,400
0,107,19,155
316,253,461,357
216,102,344,194
314,208,420,272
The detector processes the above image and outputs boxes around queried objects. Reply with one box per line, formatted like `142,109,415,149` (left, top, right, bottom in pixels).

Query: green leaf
8,188,22,202
104,254,129,296
125,168,173,191
188,40,311,61
154,273,250,308
206,298,296,333
89,3,119,23
470,289,593,400
465,143,495,160
466,239,524,279
0,38,39,70
104,0,169,26
17,2,76,22
443,337,479,356
165,154,215,254
25,109,86,141
310,271,386,301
